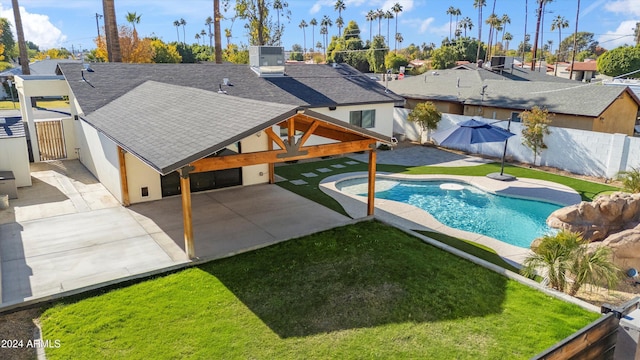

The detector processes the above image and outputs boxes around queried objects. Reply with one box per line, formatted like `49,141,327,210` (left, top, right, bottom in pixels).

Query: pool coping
319,172,583,267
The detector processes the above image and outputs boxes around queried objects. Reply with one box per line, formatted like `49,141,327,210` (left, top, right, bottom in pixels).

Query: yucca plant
616,167,640,193
568,245,620,296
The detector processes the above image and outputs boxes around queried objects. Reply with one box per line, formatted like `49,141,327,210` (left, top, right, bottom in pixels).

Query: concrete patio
0,160,350,308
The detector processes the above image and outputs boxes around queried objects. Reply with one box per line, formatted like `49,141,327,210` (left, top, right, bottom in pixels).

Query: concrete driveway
0,160,350,308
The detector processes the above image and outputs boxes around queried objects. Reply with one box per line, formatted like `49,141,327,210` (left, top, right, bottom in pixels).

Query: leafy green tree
558,32,598,61
520,106,552,165
407,101,441,144
224,43,250,64
234,0,288,46
430,45,457,69
367,35,387,73
173,42,196,63
151,39,182,63
597,45,640,78
0,18,15,61
616,167,640,193
290,43,303,61
384,52,408,71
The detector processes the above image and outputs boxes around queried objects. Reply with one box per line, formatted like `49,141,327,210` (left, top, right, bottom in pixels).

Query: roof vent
249,46,285,77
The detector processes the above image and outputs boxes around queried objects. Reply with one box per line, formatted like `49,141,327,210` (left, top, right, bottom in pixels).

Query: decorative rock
594,228,640,270
547,192,640,241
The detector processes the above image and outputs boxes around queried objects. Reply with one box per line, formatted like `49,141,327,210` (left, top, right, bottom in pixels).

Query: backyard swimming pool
337,178,561,248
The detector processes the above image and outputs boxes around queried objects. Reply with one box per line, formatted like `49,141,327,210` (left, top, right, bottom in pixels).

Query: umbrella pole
500,117,512,176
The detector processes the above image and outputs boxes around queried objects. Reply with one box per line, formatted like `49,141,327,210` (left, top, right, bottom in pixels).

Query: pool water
337,178,561,248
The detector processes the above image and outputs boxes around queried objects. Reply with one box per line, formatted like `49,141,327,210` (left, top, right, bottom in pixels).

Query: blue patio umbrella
432,119,515,146
432,119,516,181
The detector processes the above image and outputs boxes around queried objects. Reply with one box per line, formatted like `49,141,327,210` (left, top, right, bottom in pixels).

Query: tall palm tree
174,20,181,43
366,10,375,43
385,11,393,46
485,13,499,60
522,0,528,65
376,9,384,37
320,25,328,59
205,16,214,54
531,0,553,70
273,0,283,46
569,0,581,80
459,17,473,38
334,0,346,36
102,0,121,62
299,20,308,56
503,32,513,51
321,15,332,49
11,0,29,74
453,8,462,38
195,33,201,44
500,14,510,46
335,17,344,37
392,3,403,52
473,0,486,62
214,0,223,64
200,29,207,45
180,18,187,46
551,15,569,61
126,12,141,33
446,6,456,39
310,18,318,52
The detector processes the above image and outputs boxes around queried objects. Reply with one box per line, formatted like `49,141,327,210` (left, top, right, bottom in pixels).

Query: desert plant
616,167,640,193
522,230,620,295
520,106,552,165
407,101,441,144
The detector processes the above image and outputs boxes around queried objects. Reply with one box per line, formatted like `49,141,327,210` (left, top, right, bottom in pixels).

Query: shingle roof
83,81,391,175
387,68,639,117
0,116,24,138
57,62,404,115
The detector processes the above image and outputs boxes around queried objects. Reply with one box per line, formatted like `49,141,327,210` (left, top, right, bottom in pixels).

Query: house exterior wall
61,117,78,159
125,152,162,204
240,131,270,186
75,119,123,203
0,137,31,187
593,91,637,135
310,103,394,142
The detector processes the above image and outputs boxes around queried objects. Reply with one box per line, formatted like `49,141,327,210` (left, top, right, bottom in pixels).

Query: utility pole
95,13,103,39
569,0,580,80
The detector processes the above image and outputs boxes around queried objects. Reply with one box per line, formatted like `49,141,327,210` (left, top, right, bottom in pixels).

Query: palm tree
392,3,403,52
551,15,569,61
395,32,403,50
320,25,328,60
473,0,486,62
336,17,344,38
126,12,141,33
568,245,620,296
569,0,581,80
453,8,462,38
503,32,513,51
376,9,384,37
459,17,473,38
102,0,121,62
205,16,214,54
273,0,283,46
180,18,187,46
531,0,553,71
195,33,201,45
366,10,375,43
299,20,308,56
200,29,207,45
446,6,456,39
500,14,510,47
310,18,318,52
485,13,500,59
173,20,181,42
214,0,223,64
384,11,393,46
11,0,29,74
334,0,346,36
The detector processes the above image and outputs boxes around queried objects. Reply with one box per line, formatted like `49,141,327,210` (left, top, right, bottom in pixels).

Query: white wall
61,117,78,160
308,103,395,145
0,137,31,187
396,110,640,178
125,153,162,204
241,131,270,186
75,120,123,203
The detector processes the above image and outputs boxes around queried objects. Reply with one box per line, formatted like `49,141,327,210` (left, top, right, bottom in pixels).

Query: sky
0,0,638,54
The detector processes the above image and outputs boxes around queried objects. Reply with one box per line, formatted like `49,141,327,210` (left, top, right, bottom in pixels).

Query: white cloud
605,0,640,16
381,0,414,13
598,20,638,48
418,18,435,34
0,5,66,49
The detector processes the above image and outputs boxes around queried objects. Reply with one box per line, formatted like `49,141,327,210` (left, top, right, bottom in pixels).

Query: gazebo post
367,149,376,216
179,167,195,259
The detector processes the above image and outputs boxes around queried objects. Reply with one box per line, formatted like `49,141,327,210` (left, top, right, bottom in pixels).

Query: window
349,109,376,128
510,112,521,123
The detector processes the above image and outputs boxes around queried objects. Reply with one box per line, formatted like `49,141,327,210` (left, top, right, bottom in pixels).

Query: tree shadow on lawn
202,221,508,338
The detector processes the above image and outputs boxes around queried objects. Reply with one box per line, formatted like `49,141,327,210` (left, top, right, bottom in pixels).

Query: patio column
179,167,195,259
367,149,376,216
117,146,130,206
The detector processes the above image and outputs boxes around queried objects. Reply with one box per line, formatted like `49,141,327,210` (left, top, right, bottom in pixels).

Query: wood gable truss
166,111,386,259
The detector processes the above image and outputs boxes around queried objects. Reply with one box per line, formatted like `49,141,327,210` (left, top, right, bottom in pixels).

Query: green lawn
41,221,599,359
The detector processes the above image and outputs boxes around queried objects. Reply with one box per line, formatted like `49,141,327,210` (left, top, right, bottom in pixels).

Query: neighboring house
565,60,598,82
387,66,640,136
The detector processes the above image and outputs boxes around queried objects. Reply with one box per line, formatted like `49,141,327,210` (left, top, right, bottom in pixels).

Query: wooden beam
179,168,195,259
117,146,130,207
297,120,320,148
267,132,275,184
191,139,376,173
367,149,376,216
287,117,295,144
264,127,287,150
